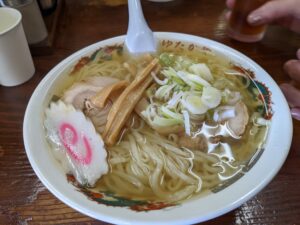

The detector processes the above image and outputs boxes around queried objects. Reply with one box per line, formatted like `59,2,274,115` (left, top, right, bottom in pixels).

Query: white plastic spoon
125,0,157,54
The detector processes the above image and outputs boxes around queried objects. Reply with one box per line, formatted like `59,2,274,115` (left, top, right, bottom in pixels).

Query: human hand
226,0,300,33
280,50,300,120
226,0,300,120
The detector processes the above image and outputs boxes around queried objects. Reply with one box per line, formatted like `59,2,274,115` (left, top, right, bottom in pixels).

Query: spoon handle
125,0,156,54
128,0,146,26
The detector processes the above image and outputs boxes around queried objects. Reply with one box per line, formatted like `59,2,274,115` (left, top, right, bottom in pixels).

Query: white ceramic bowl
23,32,292,225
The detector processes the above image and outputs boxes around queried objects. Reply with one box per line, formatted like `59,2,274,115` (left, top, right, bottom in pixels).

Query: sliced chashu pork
227,101,249,136
62,76,119,110
62,76,119,134
178,134,208,151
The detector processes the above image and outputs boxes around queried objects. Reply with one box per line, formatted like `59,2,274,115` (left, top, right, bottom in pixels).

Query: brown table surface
1,0,300,224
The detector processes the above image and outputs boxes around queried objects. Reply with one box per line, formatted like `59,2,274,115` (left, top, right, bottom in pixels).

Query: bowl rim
0,8,22,36
23,32,293,225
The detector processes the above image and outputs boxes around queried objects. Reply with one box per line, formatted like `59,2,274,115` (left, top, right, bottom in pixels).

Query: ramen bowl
23,32,292,225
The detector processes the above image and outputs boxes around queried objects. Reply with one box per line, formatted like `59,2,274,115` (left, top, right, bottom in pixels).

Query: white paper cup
0,7,35,87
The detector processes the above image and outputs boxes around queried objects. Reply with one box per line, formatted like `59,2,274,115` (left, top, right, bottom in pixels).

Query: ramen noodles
44,42,269,204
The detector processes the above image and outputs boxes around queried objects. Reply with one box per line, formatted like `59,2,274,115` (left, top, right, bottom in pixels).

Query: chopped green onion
161,68,185,86
182,95,208,115
151,72,168,85
177,71,211,90
167,92,184,108
176,56,193,70
159,53,175,67
201,86,222,109
160,106,183,120
155,84,175,100
152,115,183,126
255,117,269,126
182,110,191,136
189,63,213,82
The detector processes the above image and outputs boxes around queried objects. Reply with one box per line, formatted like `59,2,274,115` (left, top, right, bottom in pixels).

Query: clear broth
49,42,269,203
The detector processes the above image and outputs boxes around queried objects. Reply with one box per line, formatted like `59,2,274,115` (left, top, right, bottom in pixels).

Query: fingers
291,108,300,120
226,0,235,9
280,83,300,108
225,0,234,21
282,50,300,120
248,0,296,26
284,59,300,83
297,49,300,59
281,83,300,121
225,11,231,21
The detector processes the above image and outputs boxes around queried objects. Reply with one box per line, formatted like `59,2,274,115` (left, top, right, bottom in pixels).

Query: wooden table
1,0,300,224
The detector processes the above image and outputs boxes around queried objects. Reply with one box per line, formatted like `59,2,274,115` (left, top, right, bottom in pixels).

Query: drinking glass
227,0,270,42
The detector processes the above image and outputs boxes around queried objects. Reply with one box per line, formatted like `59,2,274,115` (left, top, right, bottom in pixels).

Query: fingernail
291,108,300,120
280,83,289,91
248,14,262,25
296,49,300,59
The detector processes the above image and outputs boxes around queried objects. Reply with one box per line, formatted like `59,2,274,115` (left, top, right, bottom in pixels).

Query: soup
44,41,270,206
